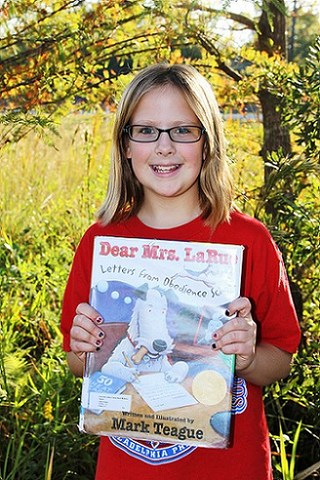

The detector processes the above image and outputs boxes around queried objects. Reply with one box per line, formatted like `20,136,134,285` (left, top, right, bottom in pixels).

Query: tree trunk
257,0,292,185
258,0,287,56
258,89,292,184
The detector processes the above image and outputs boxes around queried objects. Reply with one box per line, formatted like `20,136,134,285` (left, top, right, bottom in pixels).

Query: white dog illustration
101,288,188,383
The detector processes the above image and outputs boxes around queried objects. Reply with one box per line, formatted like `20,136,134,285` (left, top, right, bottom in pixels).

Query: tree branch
177,1,257,30
196,32,242,82
0,0,85,51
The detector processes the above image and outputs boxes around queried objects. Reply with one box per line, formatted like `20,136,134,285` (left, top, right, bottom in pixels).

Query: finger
70,337,98,355
214,316,255,338
73,313,95,331
218,340,255,356
73,312,105,336
70,321,105,349
227,297,251,317
71,320,102,341
213,322,256,353
76,302,104,324
71,315,105,348
214,330,254,351
212,317,257,353
219,327,254,345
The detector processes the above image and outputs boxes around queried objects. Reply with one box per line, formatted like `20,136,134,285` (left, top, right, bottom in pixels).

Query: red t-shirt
61,212,300,480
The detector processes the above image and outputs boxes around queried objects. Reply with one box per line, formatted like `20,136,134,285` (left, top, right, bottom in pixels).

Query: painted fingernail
213,333,218,339
212,343,216,349
96,316,103,324
95,339,102,347
98,331,105,338
225,309,230,316
96,346,101,352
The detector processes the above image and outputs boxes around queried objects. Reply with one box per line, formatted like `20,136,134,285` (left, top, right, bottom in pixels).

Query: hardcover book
79,236,243,448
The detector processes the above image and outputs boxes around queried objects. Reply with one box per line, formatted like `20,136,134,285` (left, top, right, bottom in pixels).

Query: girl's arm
67,298,293,385
235,343,292,386
67,351,85,377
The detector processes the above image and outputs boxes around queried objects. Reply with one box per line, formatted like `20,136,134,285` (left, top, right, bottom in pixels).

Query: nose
155,131,175,156
153,339,167,353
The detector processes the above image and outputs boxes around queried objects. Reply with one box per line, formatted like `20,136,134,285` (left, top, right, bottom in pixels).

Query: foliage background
0,1,319,479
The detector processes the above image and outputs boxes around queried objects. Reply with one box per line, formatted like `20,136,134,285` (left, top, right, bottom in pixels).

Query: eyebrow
130,121,201,126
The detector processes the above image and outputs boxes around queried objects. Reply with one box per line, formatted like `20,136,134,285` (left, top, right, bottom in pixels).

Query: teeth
152,165,179,173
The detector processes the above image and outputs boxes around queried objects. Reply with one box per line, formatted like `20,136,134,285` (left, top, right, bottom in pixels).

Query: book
79,236,243,448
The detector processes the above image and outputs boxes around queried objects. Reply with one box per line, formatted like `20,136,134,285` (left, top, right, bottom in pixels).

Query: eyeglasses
124,125,206,143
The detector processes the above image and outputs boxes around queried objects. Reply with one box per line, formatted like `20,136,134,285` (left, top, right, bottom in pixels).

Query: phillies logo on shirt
110,437,196,465
232,377,248,415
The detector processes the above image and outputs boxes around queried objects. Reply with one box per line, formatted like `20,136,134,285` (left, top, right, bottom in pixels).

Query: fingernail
95,339,102,347
96,346,101,352
213,333,218,339
98,331,105,338
212,343,216,349
225,309,230,316
96,316,103,324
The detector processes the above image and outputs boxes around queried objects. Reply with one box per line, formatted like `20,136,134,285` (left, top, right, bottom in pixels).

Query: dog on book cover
101,287,189,383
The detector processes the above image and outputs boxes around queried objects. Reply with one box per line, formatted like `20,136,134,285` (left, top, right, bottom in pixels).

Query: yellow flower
43,400,54,422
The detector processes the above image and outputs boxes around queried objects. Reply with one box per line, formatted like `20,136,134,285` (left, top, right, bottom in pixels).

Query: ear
128,299,140,340
126,143,132,159
135,284,149,300
202,143,208,162
123,129,132,159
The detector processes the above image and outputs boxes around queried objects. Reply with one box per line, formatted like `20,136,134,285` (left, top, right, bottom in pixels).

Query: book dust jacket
79,236,243,448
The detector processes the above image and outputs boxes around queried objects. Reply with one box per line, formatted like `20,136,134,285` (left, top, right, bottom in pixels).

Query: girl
61,63,300,480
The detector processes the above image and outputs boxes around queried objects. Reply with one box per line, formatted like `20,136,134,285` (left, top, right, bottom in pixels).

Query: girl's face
126,85,205,208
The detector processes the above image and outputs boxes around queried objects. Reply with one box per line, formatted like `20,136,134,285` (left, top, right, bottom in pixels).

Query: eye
174,126,191,135
138,126,156,135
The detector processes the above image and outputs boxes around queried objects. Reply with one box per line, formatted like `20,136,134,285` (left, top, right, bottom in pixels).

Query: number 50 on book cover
79,236,243,448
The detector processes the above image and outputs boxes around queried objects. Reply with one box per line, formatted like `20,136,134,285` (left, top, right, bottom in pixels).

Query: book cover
79,236,243,448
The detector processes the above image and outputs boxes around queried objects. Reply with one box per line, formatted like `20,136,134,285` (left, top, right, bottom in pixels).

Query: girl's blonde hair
97,63,234,230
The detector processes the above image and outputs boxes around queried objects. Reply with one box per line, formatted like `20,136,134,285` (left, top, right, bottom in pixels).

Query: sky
213,0,320,14
210,0,320,46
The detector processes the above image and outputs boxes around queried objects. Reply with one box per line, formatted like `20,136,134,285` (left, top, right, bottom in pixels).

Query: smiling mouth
151,165,181,173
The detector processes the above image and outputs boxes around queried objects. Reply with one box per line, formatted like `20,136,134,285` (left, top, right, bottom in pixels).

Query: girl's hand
69,303,105,363
212,297,257,373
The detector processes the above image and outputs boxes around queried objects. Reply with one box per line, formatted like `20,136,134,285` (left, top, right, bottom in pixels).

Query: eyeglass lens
126,125,204,143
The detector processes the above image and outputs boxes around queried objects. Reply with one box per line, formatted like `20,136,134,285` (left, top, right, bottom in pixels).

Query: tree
0,0,316,175
0,1,163,144
174,0,292,183
0,1,316,202
280,36,320,160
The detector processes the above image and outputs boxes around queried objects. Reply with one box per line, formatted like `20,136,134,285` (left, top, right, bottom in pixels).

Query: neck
138,197,202,229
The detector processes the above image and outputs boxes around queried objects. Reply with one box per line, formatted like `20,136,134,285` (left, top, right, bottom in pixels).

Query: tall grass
0,112,110,479
0,114,318,479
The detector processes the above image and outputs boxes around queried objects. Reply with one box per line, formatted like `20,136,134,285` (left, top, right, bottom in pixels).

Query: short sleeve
243,224,300,353
60,229,95,351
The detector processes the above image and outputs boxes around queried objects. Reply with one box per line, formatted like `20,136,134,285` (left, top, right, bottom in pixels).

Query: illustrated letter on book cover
79,236,243,448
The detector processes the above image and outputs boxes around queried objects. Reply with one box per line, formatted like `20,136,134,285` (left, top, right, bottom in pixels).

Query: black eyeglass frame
123,125,206,143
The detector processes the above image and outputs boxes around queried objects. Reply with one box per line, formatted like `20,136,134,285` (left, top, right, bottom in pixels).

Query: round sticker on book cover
192,370,227,405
